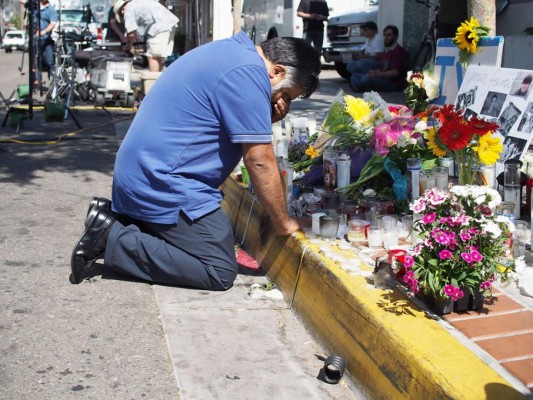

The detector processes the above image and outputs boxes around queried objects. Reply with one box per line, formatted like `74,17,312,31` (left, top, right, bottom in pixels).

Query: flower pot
417,292,454,315
432,294,454,315
454,291,470,312
470,289,484,310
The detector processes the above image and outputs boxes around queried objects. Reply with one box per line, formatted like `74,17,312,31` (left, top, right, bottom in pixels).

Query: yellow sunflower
426,127,447,157
472,134,503,165
344,95,372,123
305,145,319,159
454,17,480,54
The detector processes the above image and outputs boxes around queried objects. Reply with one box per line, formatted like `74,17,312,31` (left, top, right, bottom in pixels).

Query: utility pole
467,0,496,32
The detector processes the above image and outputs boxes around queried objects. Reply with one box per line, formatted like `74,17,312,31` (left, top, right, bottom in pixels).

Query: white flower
495,215,515,233
483,220,502,238
423,73,439,101
363,189,376,197
414,119,428,131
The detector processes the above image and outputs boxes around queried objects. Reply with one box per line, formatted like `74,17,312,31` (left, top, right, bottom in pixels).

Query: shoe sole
70,249,97,284
85,197,111,227
71,210,114,284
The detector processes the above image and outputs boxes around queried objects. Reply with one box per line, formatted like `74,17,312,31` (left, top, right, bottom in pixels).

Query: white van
2,30,28,53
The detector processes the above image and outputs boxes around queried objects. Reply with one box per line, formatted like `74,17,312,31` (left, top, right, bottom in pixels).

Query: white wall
212,0,233,40
377,0,404,44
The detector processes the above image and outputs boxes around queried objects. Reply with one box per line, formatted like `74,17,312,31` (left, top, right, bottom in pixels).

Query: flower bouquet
401,185,515,313
421,105,502,185
299,90,391,187
343,115,437,201
404,69,439,114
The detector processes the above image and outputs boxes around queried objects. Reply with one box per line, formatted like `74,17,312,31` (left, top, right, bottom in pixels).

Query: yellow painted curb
221,177,527,400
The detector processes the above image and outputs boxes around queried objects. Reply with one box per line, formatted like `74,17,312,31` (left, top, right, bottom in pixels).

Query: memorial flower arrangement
401,186,515,300
453,17,491,67
420,105,502,184
289,134,320,173
343,116,436,200
321,91,391,150
404,69,440,114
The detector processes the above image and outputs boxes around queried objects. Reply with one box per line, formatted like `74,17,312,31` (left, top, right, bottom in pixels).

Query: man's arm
125,31,137,53
297,11,327,21
242,142,300,236
110,16,126,43
38,20,56,37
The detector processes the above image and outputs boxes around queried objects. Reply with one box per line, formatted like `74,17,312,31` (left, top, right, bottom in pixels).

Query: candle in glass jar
433,167,449,191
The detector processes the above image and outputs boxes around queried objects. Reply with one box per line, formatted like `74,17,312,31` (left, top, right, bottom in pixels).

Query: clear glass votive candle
419,169,436,193
433,166,449,191
381,215,398,232
367,226,383,248
382,230,399,250
347,219,366,243
401,215,414,244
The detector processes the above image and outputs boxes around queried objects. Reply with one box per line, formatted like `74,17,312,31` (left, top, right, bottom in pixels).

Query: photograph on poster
498,101,522,136
456,86,477,110
510,73,532,98
463,108,478,119
455,66,533,172
501,136,527,162
479,91,506,117
518,103,533,133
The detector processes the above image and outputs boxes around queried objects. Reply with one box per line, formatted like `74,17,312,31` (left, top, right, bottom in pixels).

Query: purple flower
403,255,415,268
471,250,483,262
461,252,474,264
422,213,436,224
439,250,452,260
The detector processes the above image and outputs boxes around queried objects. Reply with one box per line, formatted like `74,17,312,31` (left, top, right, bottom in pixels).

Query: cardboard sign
456,65,533,174
431,37,504,106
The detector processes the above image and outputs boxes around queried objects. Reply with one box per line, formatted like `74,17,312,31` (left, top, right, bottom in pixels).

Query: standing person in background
20,0,57,85
297,0,329,52
350,25,408,92
69,33,321,289
113,0,179,72
105,1,126,44
346,21,384,77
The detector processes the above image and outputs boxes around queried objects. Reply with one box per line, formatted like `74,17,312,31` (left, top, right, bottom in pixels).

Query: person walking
20,0,57,85
350,25,408,92
297,0,329,52
113,0,179,72
70,32,321,290
346,21,384,76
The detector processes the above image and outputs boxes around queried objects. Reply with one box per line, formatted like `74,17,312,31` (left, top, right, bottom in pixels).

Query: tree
467,0,496,32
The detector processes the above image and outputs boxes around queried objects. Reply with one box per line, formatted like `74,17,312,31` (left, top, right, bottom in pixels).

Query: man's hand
367,70,379,78
271,97,291,123
274,217,301,236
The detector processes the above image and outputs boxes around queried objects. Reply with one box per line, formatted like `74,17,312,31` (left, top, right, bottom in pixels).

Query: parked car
322,1,379,80
1,30,28,53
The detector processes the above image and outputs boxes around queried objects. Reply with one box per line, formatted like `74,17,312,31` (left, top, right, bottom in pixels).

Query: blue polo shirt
112,31,272,224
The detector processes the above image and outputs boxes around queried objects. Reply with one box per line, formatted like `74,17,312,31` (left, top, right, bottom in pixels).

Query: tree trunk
467,0,496,32
233,0,242,35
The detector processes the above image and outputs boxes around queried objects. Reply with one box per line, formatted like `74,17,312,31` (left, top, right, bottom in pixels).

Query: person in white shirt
346,21,384,77
114,0,179,72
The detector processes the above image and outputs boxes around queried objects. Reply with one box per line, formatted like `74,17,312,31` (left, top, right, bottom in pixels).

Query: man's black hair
260,37,321,99
383,25,399,38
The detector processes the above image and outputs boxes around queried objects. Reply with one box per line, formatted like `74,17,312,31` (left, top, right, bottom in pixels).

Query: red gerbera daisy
438,119,472,151
467,116,500,136
434,104,464,124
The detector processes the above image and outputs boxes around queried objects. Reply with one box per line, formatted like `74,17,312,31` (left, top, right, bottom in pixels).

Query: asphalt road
0,50,377,399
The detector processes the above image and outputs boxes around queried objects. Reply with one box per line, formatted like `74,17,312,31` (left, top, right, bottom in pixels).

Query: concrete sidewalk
0,101,366,399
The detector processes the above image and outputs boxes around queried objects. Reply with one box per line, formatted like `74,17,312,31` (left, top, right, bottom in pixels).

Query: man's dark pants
104,208,238,290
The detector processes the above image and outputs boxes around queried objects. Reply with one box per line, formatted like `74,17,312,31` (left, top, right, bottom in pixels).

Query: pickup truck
322,4,378,80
